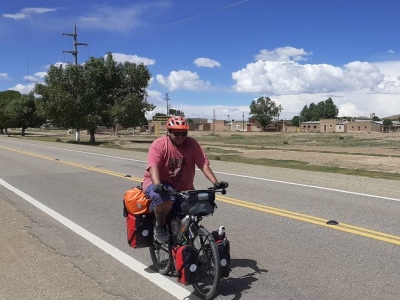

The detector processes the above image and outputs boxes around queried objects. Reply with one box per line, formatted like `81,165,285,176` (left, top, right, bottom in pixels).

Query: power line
160,0,249,28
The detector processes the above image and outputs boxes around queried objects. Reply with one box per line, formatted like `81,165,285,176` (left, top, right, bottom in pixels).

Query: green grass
206,154,400,180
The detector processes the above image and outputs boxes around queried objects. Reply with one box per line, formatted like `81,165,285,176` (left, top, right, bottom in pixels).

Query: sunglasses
171,131,188,137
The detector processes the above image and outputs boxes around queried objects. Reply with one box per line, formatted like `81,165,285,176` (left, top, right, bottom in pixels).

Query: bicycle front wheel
149,240,173,275
192,227,221,300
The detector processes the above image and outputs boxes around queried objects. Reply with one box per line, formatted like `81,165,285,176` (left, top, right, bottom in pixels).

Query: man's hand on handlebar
153,183,168,193
213,181,229,189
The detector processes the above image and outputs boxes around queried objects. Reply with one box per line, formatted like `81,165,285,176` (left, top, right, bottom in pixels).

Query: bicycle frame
149,187,227,300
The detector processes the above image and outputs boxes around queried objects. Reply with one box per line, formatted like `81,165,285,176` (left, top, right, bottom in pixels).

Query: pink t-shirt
143,136,210,191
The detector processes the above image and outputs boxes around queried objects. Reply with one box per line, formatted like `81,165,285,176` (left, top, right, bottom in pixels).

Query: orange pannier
123,186,152,215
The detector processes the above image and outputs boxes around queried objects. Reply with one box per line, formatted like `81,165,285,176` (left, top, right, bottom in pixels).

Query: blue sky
1,0,400,122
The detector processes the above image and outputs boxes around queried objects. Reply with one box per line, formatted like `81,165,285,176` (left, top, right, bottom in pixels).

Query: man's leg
145,184,174,243
153,200,173,226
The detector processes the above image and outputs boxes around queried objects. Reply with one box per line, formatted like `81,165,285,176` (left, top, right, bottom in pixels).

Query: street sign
152,116,169,122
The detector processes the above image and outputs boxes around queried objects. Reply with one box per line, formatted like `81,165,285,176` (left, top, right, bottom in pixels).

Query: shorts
145,183,182,212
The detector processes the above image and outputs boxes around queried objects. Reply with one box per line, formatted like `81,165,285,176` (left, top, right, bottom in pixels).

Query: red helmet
166,116,189,130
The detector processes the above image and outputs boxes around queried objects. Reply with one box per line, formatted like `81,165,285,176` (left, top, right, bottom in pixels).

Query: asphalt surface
1,136,400,299
0,195,123,300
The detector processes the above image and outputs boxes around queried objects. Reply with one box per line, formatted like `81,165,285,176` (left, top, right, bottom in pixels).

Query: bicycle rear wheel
149,239,173,275
192,227,221,300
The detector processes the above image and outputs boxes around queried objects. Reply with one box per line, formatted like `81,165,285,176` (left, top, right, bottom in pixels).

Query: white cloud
232,60,385,95
23,72,46,83
2,13,26,20
22,8,57,14
156,70,210,91
194,58,221,68
9,83,36,94
2,7,57,20
337,102,361,117
23,76,38,82
34,72,48,79
0,73,9,78
111,53,155,66
146,89,164,104
372,61,400,77
255,46,312,62
388,49,395,54
78,2,172,32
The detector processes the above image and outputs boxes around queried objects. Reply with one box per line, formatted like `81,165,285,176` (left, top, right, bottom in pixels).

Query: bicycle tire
149,239,173,275
192,227,221,300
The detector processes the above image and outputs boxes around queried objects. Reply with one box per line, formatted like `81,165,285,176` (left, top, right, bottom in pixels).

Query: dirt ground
238,147,400,173
19,129,400,174
168,131,400,174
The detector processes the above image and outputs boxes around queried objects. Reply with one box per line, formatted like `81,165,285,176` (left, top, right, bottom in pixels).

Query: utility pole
165,93,170,116
213,109,216,131
62,25,88,142
222,114,230,131
242,111,245,132
63,24,88,65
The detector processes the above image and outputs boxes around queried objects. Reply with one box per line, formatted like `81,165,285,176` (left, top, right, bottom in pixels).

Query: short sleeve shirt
143,136,209,191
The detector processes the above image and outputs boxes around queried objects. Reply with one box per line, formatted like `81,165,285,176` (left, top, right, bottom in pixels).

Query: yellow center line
217,195,400,245
2,145,400,246
0,146,143,182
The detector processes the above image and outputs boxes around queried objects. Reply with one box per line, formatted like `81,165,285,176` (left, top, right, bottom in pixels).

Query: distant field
7,129,400,180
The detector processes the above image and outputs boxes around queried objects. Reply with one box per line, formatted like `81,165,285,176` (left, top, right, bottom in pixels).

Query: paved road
1,136,400,299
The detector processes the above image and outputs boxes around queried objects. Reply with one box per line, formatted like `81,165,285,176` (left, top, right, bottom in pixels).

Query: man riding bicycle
142,115,228,243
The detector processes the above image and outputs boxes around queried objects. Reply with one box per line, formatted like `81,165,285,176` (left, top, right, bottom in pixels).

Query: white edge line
215,171,400,202
5,139,400,202
0,178,192,300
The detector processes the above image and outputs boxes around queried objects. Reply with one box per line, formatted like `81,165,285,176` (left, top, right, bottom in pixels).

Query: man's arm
149,165,161,185
200,163,218,185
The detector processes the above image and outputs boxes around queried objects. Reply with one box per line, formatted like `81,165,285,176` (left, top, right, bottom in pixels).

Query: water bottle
218,225,226,239
180,215,190,232
171,219,179,237
176,215,189,242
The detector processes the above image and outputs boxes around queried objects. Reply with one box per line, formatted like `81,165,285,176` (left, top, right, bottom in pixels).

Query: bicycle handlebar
168,186,228,196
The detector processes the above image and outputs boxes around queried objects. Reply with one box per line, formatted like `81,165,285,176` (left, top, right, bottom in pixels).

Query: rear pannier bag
126,213,155,248
173,245,199,285
216,239,231,278
124,186,151,215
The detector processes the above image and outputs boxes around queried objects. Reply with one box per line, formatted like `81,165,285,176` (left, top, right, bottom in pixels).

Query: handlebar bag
172,245,199,285
126,213,155,248
181,191,216,216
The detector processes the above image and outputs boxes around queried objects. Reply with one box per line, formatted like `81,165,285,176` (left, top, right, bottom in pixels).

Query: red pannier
123,185,155,249
172,245,199,284
126,213,155,248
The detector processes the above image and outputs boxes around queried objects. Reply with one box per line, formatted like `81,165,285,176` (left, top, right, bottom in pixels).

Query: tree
249,97,283,131
5,93,44,136
300,98,338,122
35,53,154,143
0,90,21,134
319,98,338,119
383,119,393,126
169,108,185,116
291,115,300,127
372,115,380,121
